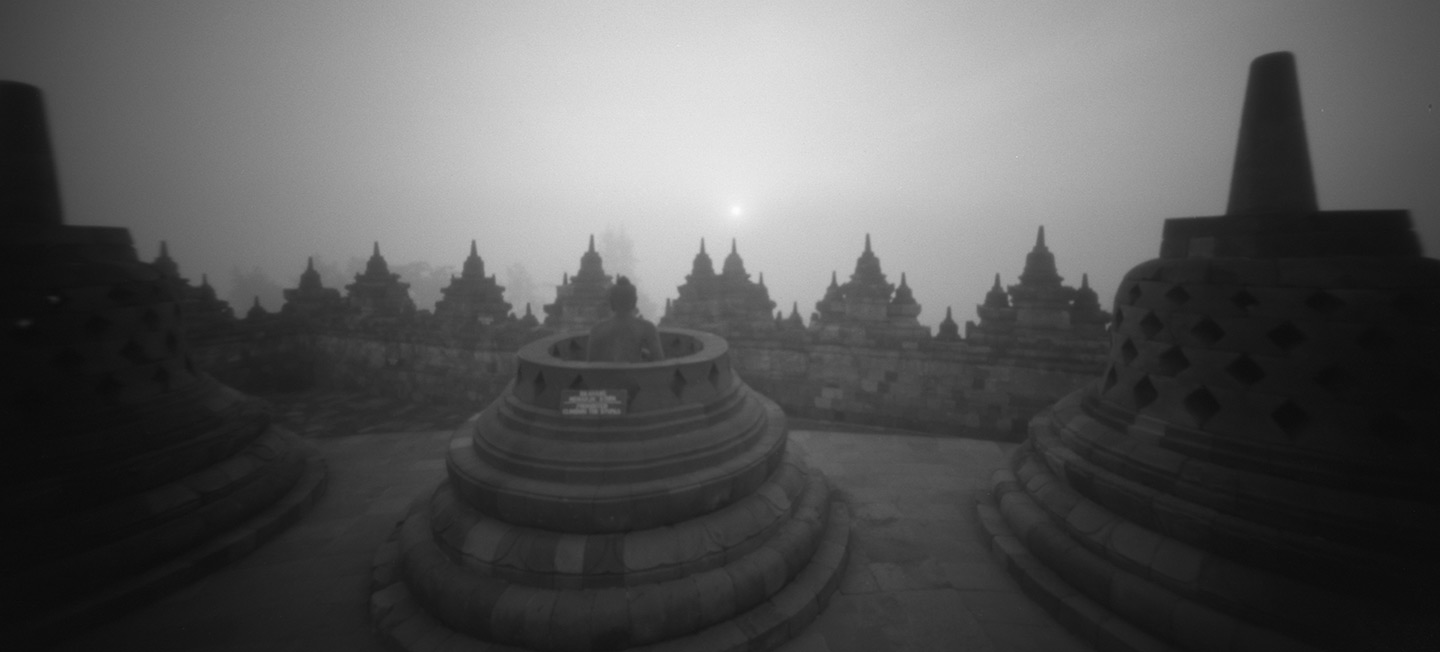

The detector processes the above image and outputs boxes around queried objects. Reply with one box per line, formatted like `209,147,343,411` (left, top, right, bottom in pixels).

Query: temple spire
1036,226,1046,249
470,239,477,257
306,256,314,271
0,81,64,227
700,238,706,254
992,273,1002,290
1226,51,1317,215
1081,273,1090,290
588,234,595,252
731,238,737,254
372,241,380,256
829,271,839,288
864,233,872,254
159,240,170,258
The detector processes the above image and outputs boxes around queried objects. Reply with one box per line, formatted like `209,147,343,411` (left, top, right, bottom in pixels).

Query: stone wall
729,333,1105,439
186,320,1106,441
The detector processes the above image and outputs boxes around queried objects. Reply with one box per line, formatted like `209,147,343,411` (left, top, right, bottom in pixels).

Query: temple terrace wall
189,323,1106,441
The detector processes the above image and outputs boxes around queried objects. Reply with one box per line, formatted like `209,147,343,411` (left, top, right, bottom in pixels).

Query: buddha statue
584,276,664,362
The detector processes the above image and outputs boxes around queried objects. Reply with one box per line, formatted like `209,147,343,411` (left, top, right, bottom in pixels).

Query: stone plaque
561,389,627,416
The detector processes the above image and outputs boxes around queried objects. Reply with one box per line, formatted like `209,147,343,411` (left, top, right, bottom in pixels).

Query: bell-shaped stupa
979,52,1439,652
0,82,325,644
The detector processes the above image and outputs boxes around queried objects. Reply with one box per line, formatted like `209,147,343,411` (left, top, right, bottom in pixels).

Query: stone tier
2,224,326,645
370,328,850,651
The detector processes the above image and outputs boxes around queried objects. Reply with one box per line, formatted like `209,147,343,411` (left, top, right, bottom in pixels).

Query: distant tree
227,266,285,312
505,262,542,318
599,224,659,320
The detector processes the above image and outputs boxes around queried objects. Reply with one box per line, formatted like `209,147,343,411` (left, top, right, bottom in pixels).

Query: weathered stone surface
980,52,1440,652
370,329,849,650
0,81,325,645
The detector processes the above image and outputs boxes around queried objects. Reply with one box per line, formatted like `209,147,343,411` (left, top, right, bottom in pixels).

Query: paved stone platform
50,391,1090,652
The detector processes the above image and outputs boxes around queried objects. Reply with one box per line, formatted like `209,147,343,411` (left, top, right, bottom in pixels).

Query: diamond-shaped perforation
1271,400,1308,440
1133,376,1158,409
1304,291,1343,315
1230,290,1258,311
566,339,584,360
1138,312,1163,339
1103,366,1118,393
83,315,111,338
1156,346,1190,376
567,375,586,391
1371,413,1416,447
1356,327,1393,353
1120,339,1139,365
1392,293,1423,322
1190,318,1224,346
1268,322,1305,352
52,348,84,372
532,371,547,398
96,374,121,398
1113,305,1124,328
106,284,136,305
707,363,720,387
670,369,687,398
120,339,147,365
1127,284,1142,305
1164,285,1191,305
1183,387,1220,428
1225,355,1265,385
1313,365,1351,394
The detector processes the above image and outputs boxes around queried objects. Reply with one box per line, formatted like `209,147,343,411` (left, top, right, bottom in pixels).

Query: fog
3,1,1436,326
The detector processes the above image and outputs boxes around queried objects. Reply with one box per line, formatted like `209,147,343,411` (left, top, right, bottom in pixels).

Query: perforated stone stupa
282,256,346,320
369,329,850,651
543,235,614,331
433,240,511,327
0,82,326,644
345,242,416,318
979,52,1440,652
662,239,777,335
810,235,929,342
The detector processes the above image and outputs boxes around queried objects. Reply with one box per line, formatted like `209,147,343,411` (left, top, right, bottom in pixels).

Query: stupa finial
588,234,595,252
470,239,477,257
159,240,170,258
700,238,706,254
992,273,1002,290
306,256,314,271
1036,226,1046,248
1226,51,1317,215
731,238,737,254
0,81,64,227
864,233,872,253
372,241,380,256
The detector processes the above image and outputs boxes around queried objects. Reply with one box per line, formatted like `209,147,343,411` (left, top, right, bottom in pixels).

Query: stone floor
52,391,1091,652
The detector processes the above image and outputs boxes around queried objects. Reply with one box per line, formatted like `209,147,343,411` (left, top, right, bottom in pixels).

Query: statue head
609,276,638,316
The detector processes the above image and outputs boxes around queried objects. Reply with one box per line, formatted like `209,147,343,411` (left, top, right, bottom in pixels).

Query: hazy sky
3,1,1437,326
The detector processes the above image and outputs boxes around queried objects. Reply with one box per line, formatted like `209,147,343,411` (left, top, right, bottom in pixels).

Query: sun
729,205,744,220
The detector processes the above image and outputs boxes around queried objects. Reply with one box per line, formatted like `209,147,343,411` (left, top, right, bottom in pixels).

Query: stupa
979,52,1440,652
542,235,614,331
663,239,776,334
281,256,346,320
369,328,851,651
0,82,325,644
811,235,929,342
433,240,511,327
149,242,235,334
345,242,416,318
967,230,1109,343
